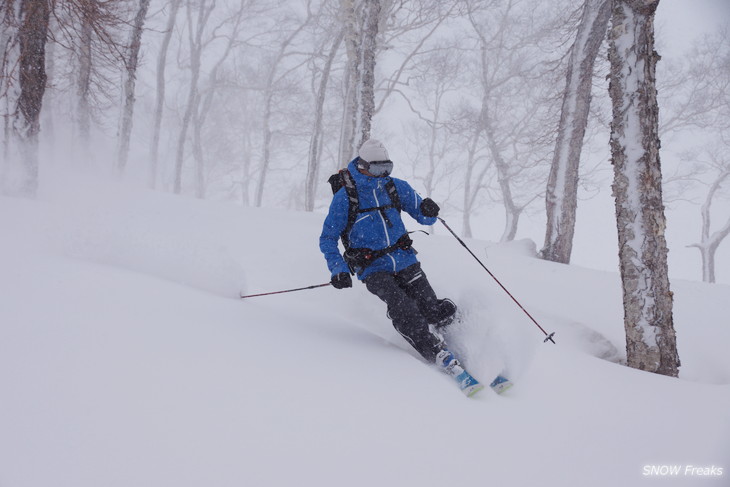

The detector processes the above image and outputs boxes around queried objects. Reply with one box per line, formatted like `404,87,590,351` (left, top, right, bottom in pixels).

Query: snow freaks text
642,465,724,477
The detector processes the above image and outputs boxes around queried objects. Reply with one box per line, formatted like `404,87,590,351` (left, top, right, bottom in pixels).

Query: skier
319,138,460,370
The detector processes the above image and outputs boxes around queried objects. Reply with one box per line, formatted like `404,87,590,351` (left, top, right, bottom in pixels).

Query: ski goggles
359,159,393,177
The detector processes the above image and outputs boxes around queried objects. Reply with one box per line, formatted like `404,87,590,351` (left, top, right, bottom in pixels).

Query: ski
436,350,484,397
453,368,485,397
489,374,514,395
436,350,514,397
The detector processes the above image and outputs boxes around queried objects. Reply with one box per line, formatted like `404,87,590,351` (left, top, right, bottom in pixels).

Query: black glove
420,198,440,218
331,272,352,289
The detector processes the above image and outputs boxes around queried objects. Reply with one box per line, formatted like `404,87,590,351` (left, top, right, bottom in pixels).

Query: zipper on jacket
372,185,397,272
372,187,391,247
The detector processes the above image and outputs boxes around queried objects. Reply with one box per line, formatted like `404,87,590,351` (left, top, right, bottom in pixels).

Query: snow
1,175,729,486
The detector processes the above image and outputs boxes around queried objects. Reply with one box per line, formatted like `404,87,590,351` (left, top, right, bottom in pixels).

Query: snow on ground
1,176,729,487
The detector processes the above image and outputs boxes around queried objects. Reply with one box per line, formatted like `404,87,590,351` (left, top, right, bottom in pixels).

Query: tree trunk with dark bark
76,11,92,159
10,0,49,197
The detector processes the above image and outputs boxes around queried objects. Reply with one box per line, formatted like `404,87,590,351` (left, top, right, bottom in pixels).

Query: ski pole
240,282,331,299
438,217,556,344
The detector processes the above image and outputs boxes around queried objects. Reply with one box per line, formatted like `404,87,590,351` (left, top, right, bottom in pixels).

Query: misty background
2,0,729,285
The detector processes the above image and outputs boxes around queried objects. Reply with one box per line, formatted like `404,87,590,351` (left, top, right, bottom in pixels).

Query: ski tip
463,383,485,397
490,382,513,395
489,375,514,395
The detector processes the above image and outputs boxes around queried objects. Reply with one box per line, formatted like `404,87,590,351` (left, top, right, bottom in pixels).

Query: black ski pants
364,263,447,363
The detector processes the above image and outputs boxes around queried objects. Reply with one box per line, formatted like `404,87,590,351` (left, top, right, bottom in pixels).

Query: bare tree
253,7,312,207
373,3,490,236
2,0,133,193
607,0,679,376
149,0,182,189
404,46,463,199
466,0,556,242
658,27,730,282
338,0,360,164
75,4,92,153
374,0,458,116
116,0,152,175
190,5,245,199
687,148,730,283
1,0,50,197
541,0,612,264
461,137,488,237
452,104,489,238
172,0,214,195
1,2,19,168
355,0,379,147
337,0,383,162
658,29,730,136
40,0,128,170
304,26,344,211
50,1,126,162
40,19,55,154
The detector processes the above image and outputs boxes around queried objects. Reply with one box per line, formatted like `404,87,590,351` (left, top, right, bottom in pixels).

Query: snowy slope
1,177,729,487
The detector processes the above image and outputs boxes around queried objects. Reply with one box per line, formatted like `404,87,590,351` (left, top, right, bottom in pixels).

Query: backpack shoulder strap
335,171,402,249
384,179,401,211
340,169,359,249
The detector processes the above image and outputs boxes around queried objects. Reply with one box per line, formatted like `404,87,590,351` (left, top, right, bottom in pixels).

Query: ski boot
435,349,484,397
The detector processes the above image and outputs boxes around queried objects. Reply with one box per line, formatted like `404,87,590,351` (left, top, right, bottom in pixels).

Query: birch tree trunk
608,0,679,377
305,29,344,211
116,0,151,175
149,0,181,189
338,0,361,165
356,0,379,148
541,0,612,264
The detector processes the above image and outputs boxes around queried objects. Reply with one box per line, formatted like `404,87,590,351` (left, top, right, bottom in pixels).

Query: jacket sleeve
319,189,351,276
394,179,437,226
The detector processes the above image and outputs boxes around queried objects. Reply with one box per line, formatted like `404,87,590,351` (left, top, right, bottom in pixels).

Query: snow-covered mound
1,177,728,487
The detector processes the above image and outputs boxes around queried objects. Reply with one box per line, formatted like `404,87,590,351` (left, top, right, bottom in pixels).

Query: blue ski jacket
319,159,437,281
